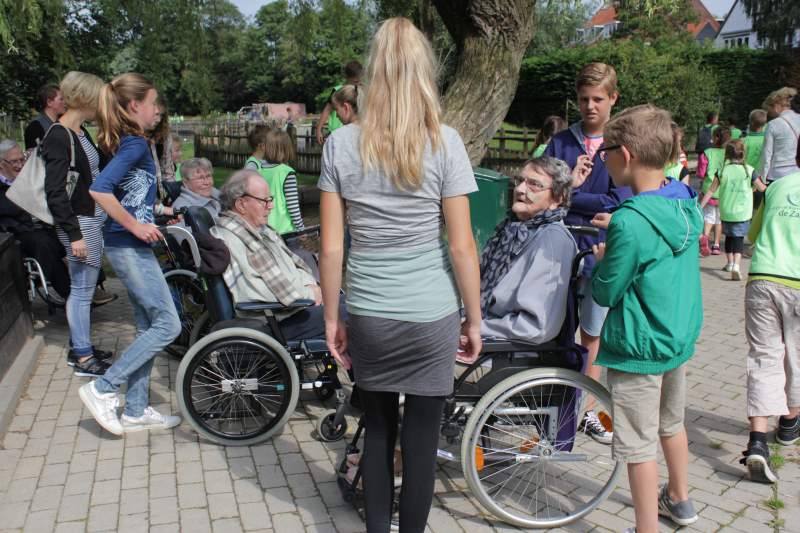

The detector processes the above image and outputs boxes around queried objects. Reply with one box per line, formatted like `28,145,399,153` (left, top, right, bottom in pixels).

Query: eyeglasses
187,173,213,182
2,157,25,166
512,176,552,192
597,144,622,162
243,193,274,207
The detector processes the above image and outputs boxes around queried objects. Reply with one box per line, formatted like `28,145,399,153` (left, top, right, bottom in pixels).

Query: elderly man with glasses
171,157,221,222
211,169,340,341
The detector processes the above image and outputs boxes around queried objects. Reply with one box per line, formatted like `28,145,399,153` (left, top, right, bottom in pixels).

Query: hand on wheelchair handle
458,321,482,364
133,222,163,244
592,242,606,261
590,212,612,229
325,318,351,370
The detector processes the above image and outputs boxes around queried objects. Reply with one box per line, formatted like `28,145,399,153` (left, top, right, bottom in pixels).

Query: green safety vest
730,127,743,140
717,163,754,223
743,132,765,170
175,162,182,182
246,156,296,234
664,162,684,181
749,172,800,288
702,147,725,199
327,84,343,133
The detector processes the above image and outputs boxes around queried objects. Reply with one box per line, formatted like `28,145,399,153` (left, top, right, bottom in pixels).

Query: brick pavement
0,255,797,533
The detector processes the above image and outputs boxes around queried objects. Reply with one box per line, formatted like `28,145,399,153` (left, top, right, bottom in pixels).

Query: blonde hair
360,17,442,191
60,71,104,112
332,84,360,114
762,87,797,110
97,73,155,154
604,104,674,169
749,109,767,130
263,129,295,164
576,62,618,96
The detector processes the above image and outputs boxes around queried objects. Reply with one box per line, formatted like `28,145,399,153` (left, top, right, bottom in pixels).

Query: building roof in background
586,1,720,37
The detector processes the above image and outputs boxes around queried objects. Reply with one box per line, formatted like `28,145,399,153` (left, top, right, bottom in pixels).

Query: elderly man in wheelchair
171,170,345,447
332,156,621,529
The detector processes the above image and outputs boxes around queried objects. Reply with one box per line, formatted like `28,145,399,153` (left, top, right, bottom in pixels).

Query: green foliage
526,0,599,55
614,0,698,41
743,0,800,50
509,37,794,131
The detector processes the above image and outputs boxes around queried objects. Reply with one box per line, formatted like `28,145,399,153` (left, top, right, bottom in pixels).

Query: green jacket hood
619,191,703,254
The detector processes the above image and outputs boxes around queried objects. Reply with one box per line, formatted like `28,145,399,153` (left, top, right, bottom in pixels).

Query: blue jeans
95,246,181,417
66,260,101,357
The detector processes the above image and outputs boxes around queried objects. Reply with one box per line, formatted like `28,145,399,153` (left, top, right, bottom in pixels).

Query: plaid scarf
479,207,567,316
218,211,312,305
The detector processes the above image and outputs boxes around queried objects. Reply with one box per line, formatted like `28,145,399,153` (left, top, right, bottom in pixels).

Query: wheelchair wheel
461,367,621,529
176,327,300,446
164,270,205,357
189,311,212,346
317,412,348,442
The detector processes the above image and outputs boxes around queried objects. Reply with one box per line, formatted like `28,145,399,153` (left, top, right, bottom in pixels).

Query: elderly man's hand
308,284,323,305
572,155,593,188
591,212,612,229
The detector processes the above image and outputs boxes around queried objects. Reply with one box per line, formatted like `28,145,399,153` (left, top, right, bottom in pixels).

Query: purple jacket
543,121,632,273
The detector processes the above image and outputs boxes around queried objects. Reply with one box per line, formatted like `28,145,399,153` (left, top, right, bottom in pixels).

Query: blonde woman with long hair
318,17,481,533
83,73,182,436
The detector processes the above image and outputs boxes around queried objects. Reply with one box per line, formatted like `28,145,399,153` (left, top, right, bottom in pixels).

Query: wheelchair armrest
282,225,320,241
235,299,315,312
480,337,560,353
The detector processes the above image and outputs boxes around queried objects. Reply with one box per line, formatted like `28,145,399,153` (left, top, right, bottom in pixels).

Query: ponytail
97,73,155,154
668,122,683,164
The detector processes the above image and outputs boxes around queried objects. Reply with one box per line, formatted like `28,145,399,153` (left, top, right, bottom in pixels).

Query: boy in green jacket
590,105,704,533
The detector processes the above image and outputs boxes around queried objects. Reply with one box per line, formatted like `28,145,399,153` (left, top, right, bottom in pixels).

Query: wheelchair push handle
282,224,321,240
565,225,600,238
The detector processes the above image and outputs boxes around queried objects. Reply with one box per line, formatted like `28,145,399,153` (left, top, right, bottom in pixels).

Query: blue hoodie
544,121,632,273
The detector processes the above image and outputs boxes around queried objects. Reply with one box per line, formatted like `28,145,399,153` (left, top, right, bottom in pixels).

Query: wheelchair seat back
185,206,234,323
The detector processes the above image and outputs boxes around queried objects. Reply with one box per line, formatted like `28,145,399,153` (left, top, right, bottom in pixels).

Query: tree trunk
433,0,536,165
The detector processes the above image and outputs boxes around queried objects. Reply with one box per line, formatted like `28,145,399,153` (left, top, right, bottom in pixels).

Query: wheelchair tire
164,270,205,358
460,367,621,529
188,311,212,346
176,327,300,446
317,412,348,442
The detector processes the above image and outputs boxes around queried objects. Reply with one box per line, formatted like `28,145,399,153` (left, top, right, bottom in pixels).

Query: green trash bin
468,167,509,251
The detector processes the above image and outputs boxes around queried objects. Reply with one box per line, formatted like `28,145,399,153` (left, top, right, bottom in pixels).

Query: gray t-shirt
317,124,478,252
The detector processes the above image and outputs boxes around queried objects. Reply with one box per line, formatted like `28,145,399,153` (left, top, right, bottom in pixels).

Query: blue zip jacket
544,121,632,273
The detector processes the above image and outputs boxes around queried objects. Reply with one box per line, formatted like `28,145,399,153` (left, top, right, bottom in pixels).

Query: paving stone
94,458,123,481
117,511,149,533
287,472,318,498
87,502,120,532
208,492,239,520
23,508,58,532
151,452,177,474
0,501,30,528
64,471,95,496
239,501,272,531
121,464,149,489
123,446,149,467
180,508,212,533
278,453,309,475
12,456,45,479
91,478,121,506
150,496,180,525
178,482,208,509
263,486,296,514
30,484,64,511
295,495,330,525
39,462,69,487
119,487,148,515
212,518,245,533
256,464,287,489
177,461,204,485
22,437,52,457
57,492,91,522
3,476,38,502
150,523,181,533
228,456,257,479
205,469,234,494
202,449,229,471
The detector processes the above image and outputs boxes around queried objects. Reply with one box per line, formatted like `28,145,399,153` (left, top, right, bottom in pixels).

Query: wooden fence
194,124,538,177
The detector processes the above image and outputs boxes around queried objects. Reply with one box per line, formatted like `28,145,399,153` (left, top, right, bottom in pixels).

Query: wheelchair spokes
182,338,294,441
461,369,621,529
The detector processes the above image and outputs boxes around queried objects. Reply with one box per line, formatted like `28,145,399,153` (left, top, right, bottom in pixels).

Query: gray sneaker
121,406,181,432
658,484,698,526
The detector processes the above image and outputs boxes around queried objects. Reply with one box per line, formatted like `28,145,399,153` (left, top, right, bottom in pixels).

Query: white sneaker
580,410,613,444
79,382,123,435
731,264,742,281
121,406,181,432
722,263,733,272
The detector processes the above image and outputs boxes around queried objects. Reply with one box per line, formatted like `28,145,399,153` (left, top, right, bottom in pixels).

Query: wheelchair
331,227,622,529
23,255,66,314
170,206,344,446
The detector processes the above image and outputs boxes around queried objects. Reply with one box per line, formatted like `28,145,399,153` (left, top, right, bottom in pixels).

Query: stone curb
0,334,44,438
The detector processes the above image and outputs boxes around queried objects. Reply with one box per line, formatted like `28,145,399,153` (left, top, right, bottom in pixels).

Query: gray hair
525,156,573,207
220,169,260,211
0,139,19,159
180,157,212,179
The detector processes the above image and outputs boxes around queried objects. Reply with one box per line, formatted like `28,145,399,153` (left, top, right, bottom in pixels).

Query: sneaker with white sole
580,410,613,444
722,263,733,272
121,406,181,432
731,264,742,281
741,440,777,483
657,483,698,526
79,381,123,435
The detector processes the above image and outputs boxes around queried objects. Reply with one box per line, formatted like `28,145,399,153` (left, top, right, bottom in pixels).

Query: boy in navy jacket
544,62,632,443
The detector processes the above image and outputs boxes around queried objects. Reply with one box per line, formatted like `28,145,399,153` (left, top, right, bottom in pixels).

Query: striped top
56,131,106,268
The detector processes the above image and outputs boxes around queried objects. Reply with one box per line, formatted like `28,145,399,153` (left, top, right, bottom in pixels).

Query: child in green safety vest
245,126,304,234
531,115,566,158
728,117,743,140
315,60,363,145
744,109,768,171
665,122,690,184
699,139,755,280
697,125,731,256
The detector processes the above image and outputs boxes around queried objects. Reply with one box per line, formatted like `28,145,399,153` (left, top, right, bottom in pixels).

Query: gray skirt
347,311,460,396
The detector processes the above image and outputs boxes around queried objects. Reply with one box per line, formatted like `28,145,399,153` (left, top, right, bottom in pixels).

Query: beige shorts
746,280,800,417
607,365,687,463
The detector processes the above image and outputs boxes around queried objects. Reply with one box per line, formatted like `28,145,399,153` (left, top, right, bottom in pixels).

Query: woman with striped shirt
43,71,112,377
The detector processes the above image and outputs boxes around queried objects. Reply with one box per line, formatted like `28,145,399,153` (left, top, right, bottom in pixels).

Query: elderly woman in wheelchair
333,157,621,529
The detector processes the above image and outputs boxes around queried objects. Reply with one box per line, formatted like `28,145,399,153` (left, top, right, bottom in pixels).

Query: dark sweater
41,125,105,242
0,181,35,234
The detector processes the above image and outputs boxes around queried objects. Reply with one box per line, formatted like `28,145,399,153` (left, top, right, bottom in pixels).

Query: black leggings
360,389,445,533
725,235,744,254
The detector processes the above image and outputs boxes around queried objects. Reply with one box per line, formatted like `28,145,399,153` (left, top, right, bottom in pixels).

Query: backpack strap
43,123,77,170
779,115,799,138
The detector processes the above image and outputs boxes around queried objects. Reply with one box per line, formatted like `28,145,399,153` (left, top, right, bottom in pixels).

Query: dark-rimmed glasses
597,144,622,162
244,193,274,207
512,176,552,192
